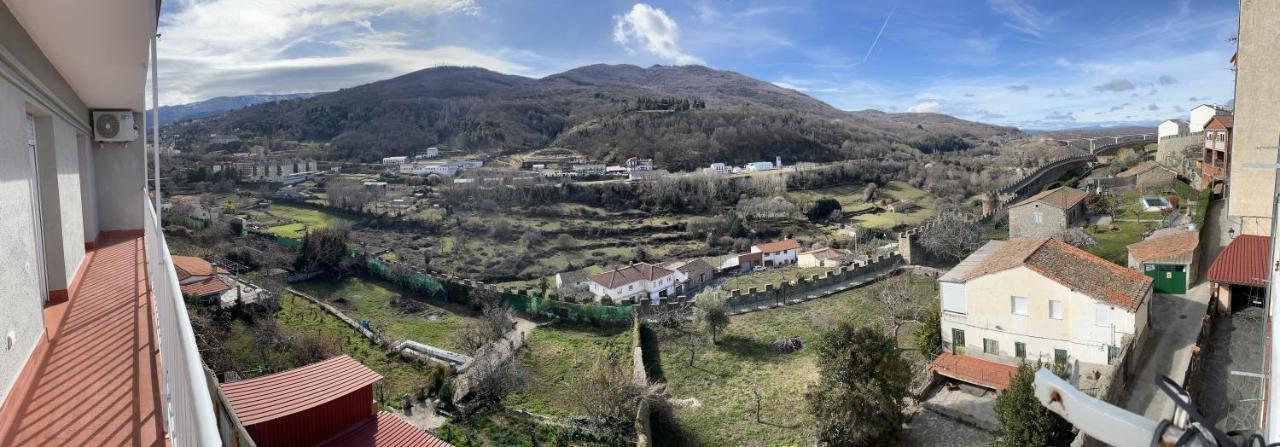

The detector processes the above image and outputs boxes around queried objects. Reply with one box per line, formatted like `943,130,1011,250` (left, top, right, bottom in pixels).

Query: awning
1207,235,1270,287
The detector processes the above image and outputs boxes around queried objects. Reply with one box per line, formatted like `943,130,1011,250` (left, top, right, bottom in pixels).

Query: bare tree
464,353,523,407
869,276,927,344
571,353,647,429
917,205,983,261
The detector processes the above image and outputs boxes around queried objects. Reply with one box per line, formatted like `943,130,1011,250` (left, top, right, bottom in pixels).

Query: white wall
51,116,86,288
1189,106,1219,134
92,113,144,231
1157,120,1188,139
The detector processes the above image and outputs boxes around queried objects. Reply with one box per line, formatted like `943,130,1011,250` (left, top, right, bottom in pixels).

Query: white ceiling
6,0,157,111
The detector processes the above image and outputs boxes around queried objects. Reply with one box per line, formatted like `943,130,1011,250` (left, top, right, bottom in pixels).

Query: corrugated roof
1127,230,1198,263
319,412,452,447
589,263,675,289
1010,187,1087,210
928,352,1018,391
1208,235,1269,287
953,238,1151,312
179,276,231,297
755,239,800,253
222,355,383,425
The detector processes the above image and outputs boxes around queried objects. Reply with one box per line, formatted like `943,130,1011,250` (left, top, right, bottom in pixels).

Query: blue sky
156,0,1239,130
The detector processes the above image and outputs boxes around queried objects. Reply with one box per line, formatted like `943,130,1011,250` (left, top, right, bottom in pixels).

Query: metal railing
144,196,222,446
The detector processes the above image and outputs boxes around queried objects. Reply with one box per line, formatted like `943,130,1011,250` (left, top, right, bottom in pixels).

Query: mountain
150,93,322,126
165,64,1021,169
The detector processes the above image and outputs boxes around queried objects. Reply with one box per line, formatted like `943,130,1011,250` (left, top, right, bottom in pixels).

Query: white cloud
612,4,704,65
906,101,943,113
152,0,526,104
772,82,807,92
988,0,1056,38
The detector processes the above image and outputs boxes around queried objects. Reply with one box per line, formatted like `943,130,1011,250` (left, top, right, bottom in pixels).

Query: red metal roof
1208,235,1270,287
929,352,1018,391
222,355,383,425
320,412,452,447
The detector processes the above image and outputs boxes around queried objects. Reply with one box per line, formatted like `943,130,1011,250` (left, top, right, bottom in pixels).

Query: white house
587,263,688,304
937,238,1152,372
1157,119,1190,139
423,147,440,158
1189,104,1230,133
797,247,845,268
747,161,775,172
382,156,408,165
571,164,606,176
751,239,800,267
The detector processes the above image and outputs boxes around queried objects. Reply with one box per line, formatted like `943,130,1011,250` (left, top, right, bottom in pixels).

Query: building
381,156,408,165
660,258,716,292
606,165,628,176
885,200,918,213
747,161,775,172
222,355,448,447
1207,234,1269,313
625,157,654,172
1116,160,1177,193
705,162,730,174
1189,104,1230,133
1007,187,1088,240
424,146,440,158
1201,115,1233,190
571,163,606,176
751,239,801,267
936,238,1152,385
1228,5,1280,236
587,263,687,304
628,169,670,182
798,247,845,268
554,267,594,289
231,158,319,182
1158,119,1190,139
173,255,232,299
1126,229,1199,294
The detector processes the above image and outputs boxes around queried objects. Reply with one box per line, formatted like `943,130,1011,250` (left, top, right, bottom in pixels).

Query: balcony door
25,113,48,305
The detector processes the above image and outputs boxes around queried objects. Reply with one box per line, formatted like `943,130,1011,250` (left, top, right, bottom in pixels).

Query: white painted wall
92,114,145,231
939,266,1145,366
1188,105,1220,133
588,270,688,303
1157,120,1189,139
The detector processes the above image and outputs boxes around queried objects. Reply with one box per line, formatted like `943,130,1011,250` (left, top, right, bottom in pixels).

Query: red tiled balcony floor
0,233,167,446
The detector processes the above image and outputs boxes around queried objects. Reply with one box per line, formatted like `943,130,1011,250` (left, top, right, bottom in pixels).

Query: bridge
1057,133,1155,154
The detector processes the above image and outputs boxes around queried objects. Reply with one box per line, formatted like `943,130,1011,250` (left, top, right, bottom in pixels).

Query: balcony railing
144,194,222,446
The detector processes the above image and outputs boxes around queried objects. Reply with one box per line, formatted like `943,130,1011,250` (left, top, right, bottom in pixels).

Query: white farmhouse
1157,119,1189,139
751,239,800,267
933,238,1152,389
588,263,688,304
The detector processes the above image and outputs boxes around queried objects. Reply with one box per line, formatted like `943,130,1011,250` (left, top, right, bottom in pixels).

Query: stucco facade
940,266,1150,367
1228,0,1280,235
0,1,146,406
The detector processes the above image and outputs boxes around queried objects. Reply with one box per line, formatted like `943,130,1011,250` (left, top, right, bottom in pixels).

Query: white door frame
25,112,49,305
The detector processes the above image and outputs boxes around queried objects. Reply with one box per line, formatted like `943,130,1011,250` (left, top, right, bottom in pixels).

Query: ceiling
5,0,158,111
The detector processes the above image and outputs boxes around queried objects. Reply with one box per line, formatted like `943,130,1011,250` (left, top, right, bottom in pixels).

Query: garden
290,276,480,354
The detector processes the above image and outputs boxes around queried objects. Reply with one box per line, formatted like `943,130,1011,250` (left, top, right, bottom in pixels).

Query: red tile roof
590,262,675,288
1208,235,1269,287
172,255,223,280
965,238,1152,312
1127,230,1199,263
755,239,800,253
929,352,1018,391
180,275,231,297
1206,115,1234,130
320,412,452,447
1011,187,1087,210
223,355,383,425
801,247,843,260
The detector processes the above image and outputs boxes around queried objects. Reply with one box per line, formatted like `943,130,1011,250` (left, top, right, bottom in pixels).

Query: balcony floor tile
0,233,167,446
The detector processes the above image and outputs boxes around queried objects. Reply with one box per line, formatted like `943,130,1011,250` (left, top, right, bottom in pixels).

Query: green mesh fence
366,258,444,294
503,293,634,324
275,236,302,251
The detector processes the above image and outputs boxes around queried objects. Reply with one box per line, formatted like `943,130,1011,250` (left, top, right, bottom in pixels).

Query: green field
506,323,632,417
264,204,349,238
1086,221,1150,265
217,291,438,409
291,276,479,354
650,274,935,446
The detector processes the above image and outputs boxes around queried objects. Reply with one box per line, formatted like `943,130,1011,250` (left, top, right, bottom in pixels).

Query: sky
155,0,1240,130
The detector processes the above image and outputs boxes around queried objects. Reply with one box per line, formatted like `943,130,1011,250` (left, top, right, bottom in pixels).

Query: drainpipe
151,33,161,213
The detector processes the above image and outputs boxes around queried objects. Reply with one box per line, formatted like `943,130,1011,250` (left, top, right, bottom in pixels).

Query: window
1095,304,1111,327
1049,300,1063,320
1015,342,1026,359
983,338,999,355
1054,349,1068,365
1011,296,1028,316
1206,132,1214,141
1218,133,1226,142
1032,212,1043,224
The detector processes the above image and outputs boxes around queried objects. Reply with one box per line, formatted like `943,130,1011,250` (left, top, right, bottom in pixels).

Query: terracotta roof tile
928,352,1018,391
319,412,452,447
1206,115,1234,130
172,255,217,280
223,355,383,425
1011,187,1087,210
755,239,800,253
590,263,675,288
800,247,843,260
1208,235,1269,287
1127,230,1198,263
963,238,1151,312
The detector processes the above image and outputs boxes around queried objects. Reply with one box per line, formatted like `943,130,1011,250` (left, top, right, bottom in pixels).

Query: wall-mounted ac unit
92,110,138,143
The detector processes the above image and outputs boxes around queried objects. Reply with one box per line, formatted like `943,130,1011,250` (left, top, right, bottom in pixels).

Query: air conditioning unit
92,110,138,143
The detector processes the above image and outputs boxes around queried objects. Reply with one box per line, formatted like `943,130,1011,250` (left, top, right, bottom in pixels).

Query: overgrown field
291,276,480,354
262,203,349,238
649,274,936,446
506,323,632,417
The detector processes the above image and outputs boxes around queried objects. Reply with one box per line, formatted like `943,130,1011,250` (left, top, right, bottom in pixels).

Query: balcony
0,200,220,446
